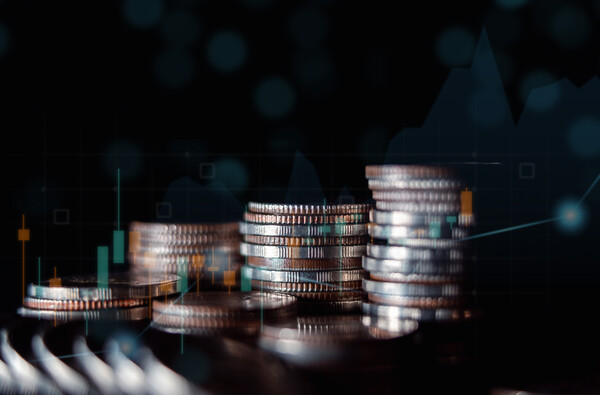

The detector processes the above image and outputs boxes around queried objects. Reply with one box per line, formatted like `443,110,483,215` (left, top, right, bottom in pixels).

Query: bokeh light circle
0,23,9,57
550,6,590,49
520,70,560,111
206,30,247,73
289,5,328,49
254,77,295,119
123,0,163,29
567,117,600,158
154,50,194,89
214,157,249,191
436,27,475,68
553,197,589,235
103,140,143,182
161,10,200,48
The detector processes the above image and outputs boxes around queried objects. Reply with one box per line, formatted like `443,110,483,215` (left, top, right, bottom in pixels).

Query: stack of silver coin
362,165,474,322
151,291,297,337
18,273,180,321
239,203,370,314
128,221,243,291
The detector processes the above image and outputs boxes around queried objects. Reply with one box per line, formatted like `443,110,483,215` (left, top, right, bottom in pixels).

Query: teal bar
177,256,188,292
113,230,125,264
429,222,441,238
98,246,109,289
241,266,252,291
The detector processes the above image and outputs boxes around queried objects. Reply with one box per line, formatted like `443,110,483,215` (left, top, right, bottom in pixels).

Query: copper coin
246,256,362,271
23,297,148,311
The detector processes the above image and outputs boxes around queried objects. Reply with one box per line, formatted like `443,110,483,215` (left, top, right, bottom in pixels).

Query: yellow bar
461,189,473,215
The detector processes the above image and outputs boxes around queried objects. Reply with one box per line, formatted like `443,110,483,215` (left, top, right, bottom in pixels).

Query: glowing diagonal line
578,173,600,206
457,217,560,242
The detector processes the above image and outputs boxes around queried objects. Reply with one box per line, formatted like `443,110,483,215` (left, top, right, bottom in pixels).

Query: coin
129,251,239,267
296,299,363,314
17,306,150,321
368,178,465,190
23,297,147,311
240,243,366,259
27,273,181,301
371,189,461,202
134,242,239,255
244,267,365,283
138,232,240,246
243,234,368,246
370,210,457,226
247,202,371,215
253,280,363,293
130,221,239,234
258,315,418,366
367,293,462,308
152,292,297,319
247,256,362,271
368,271,462,284
362,302,472,322
363,278,461,297
243,212,368,225
252,288,364,300
239,222,368,237
367,244,463,260
369,224,458,240
365,165,456,179
375,200,461,214
362,256,465,274
384,237,464,249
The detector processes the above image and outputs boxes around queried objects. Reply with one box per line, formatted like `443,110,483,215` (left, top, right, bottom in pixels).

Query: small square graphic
519,162,535,179
156,202,172,219
53,209,70,225
199,163,215,179
223,270,236,286
18,229,30,241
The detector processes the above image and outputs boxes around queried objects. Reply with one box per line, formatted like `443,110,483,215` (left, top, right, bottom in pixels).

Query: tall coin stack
239,203,370,314
128,222,243,291
362,165,474,322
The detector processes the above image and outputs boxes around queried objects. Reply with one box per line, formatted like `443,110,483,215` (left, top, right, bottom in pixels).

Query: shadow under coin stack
240,203,370,314
362,165,475,322
129,222,243,291
151,291,297,338
18,273,181,321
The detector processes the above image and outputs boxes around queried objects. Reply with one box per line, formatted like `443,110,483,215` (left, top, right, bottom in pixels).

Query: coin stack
128,221,243,291
362,165,474,322
151,291,297,337
18,273,180,321
239,203,370,314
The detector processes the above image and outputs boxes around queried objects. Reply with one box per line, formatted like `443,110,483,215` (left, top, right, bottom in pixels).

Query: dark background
1,0,600,390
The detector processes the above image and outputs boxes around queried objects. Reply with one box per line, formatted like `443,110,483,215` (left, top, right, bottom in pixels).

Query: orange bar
129,231,141,253
460,189,473,215
223,271,235,286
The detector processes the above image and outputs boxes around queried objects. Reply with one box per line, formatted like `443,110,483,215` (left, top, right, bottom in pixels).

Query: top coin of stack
239,202,371,314
128,221,243,291
19,273,181,321
362,165,474,322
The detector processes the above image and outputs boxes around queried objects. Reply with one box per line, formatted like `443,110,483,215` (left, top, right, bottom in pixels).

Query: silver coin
367,244,463,260
247,202,371,215
363,278,462,297
362,256,465,274
135,243,239,255
138,232,240,246
130,221,239,235
362,302,471,322
129,252,241,267
371,189,461,202
368,178,465,190
370,210,455,226
258,315,418,366
296,299,363,314
239,222,368,237
369,224,468,240
17,306,150,321
253,280,363,293
365,165,456,179
384,237,464,249
28,273,181,301
240,243,366,259
367,293,463,308
368,271,462,284
244,266,365,283
152,291,297,319
375,200,461,214
247,256,362,271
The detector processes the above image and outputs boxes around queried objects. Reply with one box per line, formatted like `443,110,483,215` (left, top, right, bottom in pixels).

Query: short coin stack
129,221,243,291
239,203,370,314
19,273,180,321
151,291,297,337
362,165,474,322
